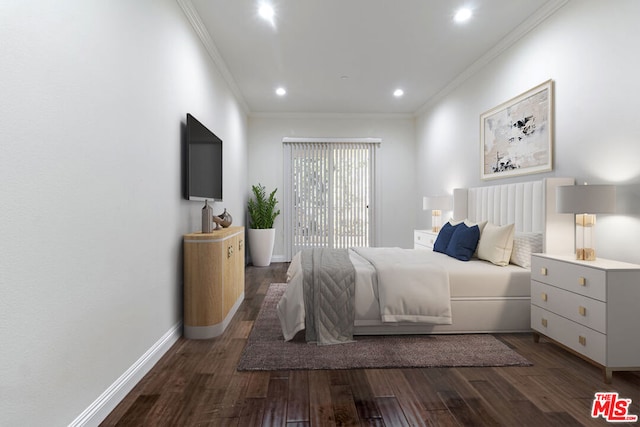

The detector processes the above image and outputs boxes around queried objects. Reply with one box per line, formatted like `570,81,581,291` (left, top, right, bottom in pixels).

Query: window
283,138,379,260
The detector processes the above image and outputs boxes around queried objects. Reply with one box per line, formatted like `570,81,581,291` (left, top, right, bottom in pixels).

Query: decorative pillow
433,221,461,253
510,232,543,268
463,219,487,257
464,219,488,235
477,222,515,266
445,223,480,261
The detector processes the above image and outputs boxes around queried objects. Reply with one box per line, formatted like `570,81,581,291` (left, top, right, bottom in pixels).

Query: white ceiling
189,0,564,116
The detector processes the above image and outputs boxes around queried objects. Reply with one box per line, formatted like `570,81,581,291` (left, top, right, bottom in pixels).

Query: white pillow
464,220,488,258
464,219,488,235
510,232,543,268
448,218,487,233
477,223,515,266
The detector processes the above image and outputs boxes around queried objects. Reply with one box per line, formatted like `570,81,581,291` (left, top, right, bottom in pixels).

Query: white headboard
453,177,574,254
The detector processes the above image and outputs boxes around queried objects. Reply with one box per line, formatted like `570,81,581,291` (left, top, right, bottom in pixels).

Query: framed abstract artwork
480,80,553,180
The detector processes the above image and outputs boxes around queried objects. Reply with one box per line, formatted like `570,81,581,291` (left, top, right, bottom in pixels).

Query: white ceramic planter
248,228,276,267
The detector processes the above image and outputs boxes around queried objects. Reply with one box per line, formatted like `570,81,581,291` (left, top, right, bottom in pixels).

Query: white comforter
277,247,452,341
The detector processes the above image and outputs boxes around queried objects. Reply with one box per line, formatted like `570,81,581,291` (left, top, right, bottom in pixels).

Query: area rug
237,283,532,371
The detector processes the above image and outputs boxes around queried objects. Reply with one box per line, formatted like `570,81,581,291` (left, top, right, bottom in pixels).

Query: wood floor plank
437,390,496,427
346,370,382,421
287,370,310,423
330,384,360,426
308,370,336,427
100,262,640,427
246,371,272,399
238,397,266,427
402,367,447,412
381,369,430,426
374,396,410,427
262,377,289,426
217,371,250,419
110,394,159,426
364,369,395,398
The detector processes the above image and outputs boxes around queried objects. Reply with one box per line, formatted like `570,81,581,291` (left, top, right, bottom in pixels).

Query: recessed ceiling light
454,7,472,23
258,3,275,21
275,87,286,96
393,89,404,97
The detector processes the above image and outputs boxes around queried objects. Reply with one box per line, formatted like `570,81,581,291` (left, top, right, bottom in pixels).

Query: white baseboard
69,322,182,427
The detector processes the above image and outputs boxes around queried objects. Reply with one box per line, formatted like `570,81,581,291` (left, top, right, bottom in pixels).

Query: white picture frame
480,80,553,180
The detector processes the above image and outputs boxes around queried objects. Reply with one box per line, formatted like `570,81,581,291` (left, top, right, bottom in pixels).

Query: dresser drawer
531,281,606,334
414,230,437,250
531,256,606,301
532,305,606,365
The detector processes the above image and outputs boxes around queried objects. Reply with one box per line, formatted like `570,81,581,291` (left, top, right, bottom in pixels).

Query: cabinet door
184,238,224,327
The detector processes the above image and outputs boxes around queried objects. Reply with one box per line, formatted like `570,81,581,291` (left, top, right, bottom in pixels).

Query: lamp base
576,247,596,261
431,210,442,234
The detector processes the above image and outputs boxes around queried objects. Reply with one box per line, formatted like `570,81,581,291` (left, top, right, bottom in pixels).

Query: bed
277,177,575,343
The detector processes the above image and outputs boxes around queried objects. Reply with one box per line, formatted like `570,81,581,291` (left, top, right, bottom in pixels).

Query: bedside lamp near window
423,195,452,233
556,184,616,261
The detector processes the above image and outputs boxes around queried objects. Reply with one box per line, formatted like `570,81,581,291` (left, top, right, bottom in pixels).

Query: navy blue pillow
433,222,461,253
445,223,480,261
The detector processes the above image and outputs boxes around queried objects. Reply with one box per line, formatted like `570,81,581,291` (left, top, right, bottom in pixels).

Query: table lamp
423,195,452,233
556,184,616,260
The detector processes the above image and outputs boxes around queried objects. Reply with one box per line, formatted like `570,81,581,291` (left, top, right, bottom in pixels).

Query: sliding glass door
283,139,379,260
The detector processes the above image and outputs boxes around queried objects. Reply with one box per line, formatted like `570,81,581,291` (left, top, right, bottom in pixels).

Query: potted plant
247,183,280,266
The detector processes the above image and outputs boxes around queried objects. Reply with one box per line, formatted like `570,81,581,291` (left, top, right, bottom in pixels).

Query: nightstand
414,230,438,250
531,253,640,383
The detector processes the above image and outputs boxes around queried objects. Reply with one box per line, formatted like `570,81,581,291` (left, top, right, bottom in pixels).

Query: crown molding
414,0,570,117
177,0,251,114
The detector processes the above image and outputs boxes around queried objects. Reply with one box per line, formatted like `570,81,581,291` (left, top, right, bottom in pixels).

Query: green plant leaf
247,183,280,229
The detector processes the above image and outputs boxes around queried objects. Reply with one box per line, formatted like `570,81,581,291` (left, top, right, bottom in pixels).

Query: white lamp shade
423,195,453,211
556,184,615,261
556,185,616,214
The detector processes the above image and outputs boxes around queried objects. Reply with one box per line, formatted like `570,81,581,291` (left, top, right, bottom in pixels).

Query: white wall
248,115,417,257
0,1,247,425
416,0,640,264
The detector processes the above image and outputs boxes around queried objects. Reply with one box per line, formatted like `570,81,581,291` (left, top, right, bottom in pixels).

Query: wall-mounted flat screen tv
184,113,223,201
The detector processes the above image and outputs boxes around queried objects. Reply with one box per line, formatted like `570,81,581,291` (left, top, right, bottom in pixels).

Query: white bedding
277,248,530,340
351,247,452,324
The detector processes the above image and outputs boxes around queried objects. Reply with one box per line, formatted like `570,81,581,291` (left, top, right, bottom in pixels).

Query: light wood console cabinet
183,226,245,339
531,253,640,382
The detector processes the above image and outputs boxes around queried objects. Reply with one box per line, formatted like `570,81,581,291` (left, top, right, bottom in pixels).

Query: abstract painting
480,80,553,180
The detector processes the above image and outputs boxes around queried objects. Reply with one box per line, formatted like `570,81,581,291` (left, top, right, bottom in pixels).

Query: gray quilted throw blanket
301,248,356,345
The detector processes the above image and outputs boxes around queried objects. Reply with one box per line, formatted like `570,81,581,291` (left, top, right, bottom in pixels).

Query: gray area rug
237,283,532,371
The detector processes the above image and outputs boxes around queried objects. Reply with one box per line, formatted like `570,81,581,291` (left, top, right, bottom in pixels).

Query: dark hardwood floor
101,263,640,426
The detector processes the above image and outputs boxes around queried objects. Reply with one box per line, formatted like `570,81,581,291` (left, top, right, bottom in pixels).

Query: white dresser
531,253,640,382
414,230,438,250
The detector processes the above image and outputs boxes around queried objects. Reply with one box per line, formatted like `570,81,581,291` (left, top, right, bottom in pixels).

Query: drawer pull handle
579,335,587,346
578,277,586,286
541,318,548,327
540,267,548,276
239,239,244,250
579,306,587,316
541,292,548,302
228,245,234,258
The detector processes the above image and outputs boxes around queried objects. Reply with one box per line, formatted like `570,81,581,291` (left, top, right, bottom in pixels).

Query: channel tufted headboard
452,177,575,254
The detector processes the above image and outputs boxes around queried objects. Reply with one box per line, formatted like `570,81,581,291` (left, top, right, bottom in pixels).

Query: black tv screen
185,113,223,201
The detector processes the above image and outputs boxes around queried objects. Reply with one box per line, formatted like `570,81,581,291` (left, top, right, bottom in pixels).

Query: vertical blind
283,139,379,260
